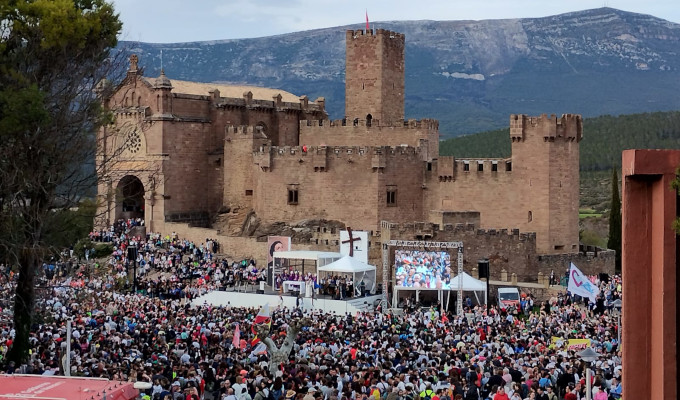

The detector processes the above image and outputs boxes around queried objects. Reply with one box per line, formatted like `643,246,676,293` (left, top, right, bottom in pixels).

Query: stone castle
97,29,613,280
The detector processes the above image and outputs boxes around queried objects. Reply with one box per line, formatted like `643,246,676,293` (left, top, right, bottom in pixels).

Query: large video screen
394,250,452,289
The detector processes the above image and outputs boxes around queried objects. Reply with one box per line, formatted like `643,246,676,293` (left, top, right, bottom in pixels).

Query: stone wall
428,114,582,255
249,145,425,233
537,248,615,277
164,221,341,267
488,283,566,304
428,211,481,227
299,118,438,161
345,29,405,124
382,222,539,282
160,119,223,216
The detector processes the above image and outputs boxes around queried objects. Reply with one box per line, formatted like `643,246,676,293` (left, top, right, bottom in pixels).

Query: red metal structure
0,374,139,400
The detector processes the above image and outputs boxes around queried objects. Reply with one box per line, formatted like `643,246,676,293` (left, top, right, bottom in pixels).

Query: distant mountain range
122,8,680,137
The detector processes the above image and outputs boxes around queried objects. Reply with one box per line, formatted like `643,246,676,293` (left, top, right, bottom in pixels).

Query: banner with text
549,336,592,350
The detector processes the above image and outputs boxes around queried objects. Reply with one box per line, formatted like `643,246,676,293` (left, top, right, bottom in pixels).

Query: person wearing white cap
303,387,317,400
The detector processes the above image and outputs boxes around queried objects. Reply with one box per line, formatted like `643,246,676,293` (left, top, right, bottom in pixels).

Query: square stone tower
509,114,582,253
345,29,405,124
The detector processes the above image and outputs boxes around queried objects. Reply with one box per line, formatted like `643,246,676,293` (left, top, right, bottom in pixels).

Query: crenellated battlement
224,125,271,143
346,29,405,41
254,144,422,157
436,156,513,181
382,221,538,245
453,158,512,171
510,113,583,143
215,93,325,113
300,118,438,130
226,125,259,135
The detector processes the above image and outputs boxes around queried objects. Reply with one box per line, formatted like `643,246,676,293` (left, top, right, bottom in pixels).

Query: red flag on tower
366,10,370,31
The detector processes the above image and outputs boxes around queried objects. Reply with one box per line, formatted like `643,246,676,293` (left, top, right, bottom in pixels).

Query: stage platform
192,286,382,315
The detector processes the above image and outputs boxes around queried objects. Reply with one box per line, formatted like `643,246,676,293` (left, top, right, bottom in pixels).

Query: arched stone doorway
115,175,145,220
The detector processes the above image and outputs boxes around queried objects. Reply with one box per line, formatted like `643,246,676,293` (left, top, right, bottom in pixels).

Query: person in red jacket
492,386,510,400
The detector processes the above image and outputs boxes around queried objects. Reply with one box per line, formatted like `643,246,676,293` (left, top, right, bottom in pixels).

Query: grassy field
579,208,603,219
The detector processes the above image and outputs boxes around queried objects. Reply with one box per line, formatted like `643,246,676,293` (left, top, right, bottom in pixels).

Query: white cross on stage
339,228,368,263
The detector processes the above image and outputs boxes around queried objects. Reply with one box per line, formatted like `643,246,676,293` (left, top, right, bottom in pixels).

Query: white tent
393,271,488,311
317,256,377,295
449,272,488,305
272,250,343,265
270,250,343,290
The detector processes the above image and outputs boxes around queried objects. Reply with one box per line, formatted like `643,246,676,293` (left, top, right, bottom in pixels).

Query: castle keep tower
345,29,405,124
510,114,583,254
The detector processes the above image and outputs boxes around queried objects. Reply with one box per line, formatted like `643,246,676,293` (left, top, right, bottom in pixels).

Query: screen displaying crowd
394,249,452,289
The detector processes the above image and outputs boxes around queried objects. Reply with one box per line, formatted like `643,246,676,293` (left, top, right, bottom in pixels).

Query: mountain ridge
122,7,680,136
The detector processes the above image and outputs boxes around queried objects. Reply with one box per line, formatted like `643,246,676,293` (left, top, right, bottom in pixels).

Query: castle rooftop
141,77,302,103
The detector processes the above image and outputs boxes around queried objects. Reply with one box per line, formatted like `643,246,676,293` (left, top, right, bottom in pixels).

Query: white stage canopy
270,251,343,286
449,272,488,306
272,250,342,265
317,256,377,294
392,271,488,310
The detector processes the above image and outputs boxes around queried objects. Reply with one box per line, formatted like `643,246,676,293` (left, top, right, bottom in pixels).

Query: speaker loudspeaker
478,259,490,279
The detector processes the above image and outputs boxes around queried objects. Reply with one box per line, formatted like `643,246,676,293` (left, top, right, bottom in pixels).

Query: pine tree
607,169,622,272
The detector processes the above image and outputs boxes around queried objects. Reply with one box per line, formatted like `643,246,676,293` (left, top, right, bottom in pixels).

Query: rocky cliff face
124,8,680,136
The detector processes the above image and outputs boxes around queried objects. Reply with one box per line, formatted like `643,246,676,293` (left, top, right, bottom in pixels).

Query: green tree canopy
0,0,122,364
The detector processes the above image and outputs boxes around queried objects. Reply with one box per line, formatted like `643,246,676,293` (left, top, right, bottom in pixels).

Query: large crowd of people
0,220,623,400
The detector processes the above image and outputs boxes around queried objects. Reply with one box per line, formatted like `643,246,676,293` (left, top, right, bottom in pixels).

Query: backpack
464,388,480,400
421,390,434,400
269,387,282,400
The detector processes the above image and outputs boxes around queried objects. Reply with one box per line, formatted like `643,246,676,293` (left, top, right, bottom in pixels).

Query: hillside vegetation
439,110,680,212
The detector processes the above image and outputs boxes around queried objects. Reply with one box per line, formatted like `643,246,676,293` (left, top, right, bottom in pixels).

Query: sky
111,0,680,43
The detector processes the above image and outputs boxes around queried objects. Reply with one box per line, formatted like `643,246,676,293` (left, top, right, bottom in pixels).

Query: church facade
97,29,582,256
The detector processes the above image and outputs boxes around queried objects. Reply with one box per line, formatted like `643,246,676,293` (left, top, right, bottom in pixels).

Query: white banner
567,262,600,303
